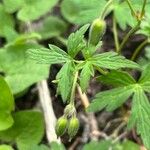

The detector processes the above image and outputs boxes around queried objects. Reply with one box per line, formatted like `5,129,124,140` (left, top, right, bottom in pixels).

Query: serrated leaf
36,16,67,39
138,64,150,92
98,70,136,87
17,0,58,21
0,145,14,150
90,52,140,70
80,62,94,92
0,76,14,131
87,86,133,112
27,44,70,64
0,111,44,150
56,61,74,102
61,0,107,25
67,24,89,58
0,43,49,94
128,88,150,149
0,4,15,37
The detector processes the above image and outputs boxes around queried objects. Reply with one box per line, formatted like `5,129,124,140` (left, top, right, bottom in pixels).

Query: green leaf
67,24,89,58
122,140,140,150
128,88,150,149
0,76,14,131
36,16,67,39
17,0,58,21
80,62,94,92
0,111,44,150
3,0,23,13
90,52,140,70
61,0,107,25
0,43,49,94
82,140,112,150
27,44,70,64
0,4,15,37
28,144,50,150
138,64,150,92
113,1,137,30
50,142,65,150
0,145,14,150
98,70,136,87
56,61,74,102
87,86,133,112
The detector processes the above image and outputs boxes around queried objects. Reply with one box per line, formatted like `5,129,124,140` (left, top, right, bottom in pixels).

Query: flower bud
64,104,76,117
89,19,106,46
55,116,68,137
68,117,79,140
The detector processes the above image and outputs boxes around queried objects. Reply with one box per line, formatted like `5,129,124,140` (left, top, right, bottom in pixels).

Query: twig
77,86,100,140
37,80,60,143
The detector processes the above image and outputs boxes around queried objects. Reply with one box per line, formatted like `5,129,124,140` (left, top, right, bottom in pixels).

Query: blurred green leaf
82,140,112,150
0,43,49,94
50,142,65,150
0,4,15,37
0,145,14,150
0,111,44,150
17,0,58,21
61,0,106,25
0,76,14,131
37,16,67,39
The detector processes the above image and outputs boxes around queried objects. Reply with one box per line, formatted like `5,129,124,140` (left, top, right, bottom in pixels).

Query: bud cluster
55,104,79,140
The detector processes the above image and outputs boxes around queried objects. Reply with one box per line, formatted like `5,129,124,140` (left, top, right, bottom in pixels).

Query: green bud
55,116,68,137
64,104,76,117
89,19,106,46
68,117,79,140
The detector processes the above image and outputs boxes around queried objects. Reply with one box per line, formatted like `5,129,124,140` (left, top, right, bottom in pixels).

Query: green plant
1,0,150,149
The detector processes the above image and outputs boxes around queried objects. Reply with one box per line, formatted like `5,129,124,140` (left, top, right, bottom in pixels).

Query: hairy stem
113,13,120,53
141,0,147,17
100,0,113,19
131,39,148,61
125,0,136,17
70,71,78,105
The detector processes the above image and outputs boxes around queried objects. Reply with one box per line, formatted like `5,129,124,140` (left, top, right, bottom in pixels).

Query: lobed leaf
98,70,136,87
90,52,140,70
128,88,150,149
87,86,133,112
67,24,89,58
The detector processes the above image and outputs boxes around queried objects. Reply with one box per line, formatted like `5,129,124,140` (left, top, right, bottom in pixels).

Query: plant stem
70,71,78,105
131,39,148,61
94,65,108,75
125,0,136,17
100,0,113,19
118,21,141,54
113,13,120,53
141,0,147,17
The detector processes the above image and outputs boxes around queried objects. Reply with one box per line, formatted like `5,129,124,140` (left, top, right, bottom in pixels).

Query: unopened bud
68,117,79,140
89,19,106,46
55,116,68,137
